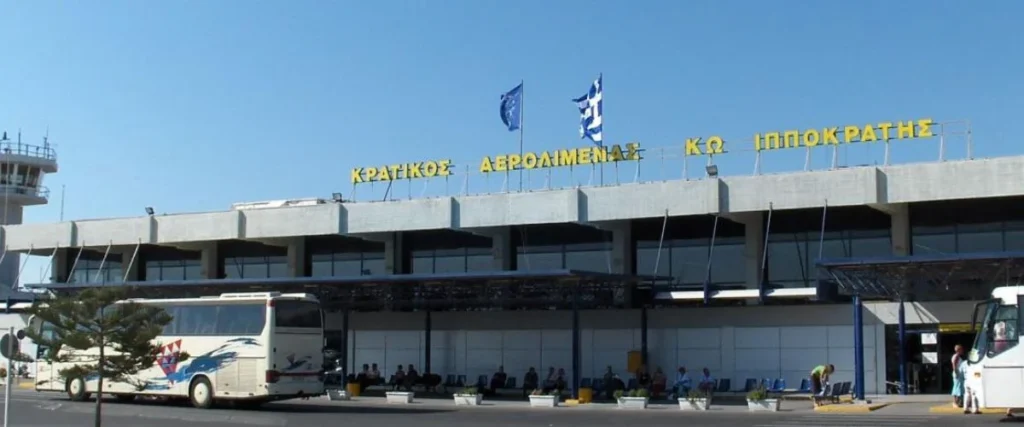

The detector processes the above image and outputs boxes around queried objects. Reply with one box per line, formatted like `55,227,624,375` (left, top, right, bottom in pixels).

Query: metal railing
346,119,973,202
0,140,57,161
0,184,49,200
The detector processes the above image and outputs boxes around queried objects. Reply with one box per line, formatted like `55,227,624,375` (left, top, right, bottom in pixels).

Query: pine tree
25,287,188,427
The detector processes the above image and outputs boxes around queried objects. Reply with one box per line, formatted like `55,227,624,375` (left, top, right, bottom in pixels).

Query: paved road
0,389,1014,426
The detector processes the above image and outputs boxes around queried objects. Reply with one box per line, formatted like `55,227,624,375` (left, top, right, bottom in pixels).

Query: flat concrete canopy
29,269,672,311
817,251,1024,299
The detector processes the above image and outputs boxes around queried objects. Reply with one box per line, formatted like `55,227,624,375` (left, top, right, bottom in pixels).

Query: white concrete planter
617,396,649,409
453,394,482,406
386,391,414,404
678,398,710,410
528,395,558,407
746,399,780,412
325,389,350,401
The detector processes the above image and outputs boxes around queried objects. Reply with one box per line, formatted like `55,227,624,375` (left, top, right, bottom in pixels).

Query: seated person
698,368,715,393
554,368,567,391
674,366,692,396
368,363,381,384
357,364,371,391
404,364,420,390
419,371,442,392
522,367,539,397
607,374,626,399
541,367,557,392
489,366,508,394
651,367,667,397
392,365,406,390
635,365,652,390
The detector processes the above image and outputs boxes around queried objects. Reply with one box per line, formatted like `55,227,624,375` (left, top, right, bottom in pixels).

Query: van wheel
189,377,214,409
66,377,88,401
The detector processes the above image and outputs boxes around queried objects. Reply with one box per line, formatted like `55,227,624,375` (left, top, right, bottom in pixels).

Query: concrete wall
8,156,1024,252
324,301,976,395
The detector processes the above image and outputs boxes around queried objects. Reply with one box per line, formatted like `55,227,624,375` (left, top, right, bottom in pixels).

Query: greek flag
573,74,603,145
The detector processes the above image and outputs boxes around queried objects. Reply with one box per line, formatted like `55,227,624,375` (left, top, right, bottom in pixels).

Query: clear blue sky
1,1,1022,280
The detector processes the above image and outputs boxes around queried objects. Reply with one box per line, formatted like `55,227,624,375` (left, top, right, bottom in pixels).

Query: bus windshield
274,300,322,329
969,300,1018,363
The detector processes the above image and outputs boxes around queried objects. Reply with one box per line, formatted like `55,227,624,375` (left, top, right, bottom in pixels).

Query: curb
814,403,889,413
929,405,1005,414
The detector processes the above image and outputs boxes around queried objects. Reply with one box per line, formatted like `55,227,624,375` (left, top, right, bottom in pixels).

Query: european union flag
500,83,523,132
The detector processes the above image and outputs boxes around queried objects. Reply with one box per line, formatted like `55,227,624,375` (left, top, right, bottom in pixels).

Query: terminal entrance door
885,324,977,394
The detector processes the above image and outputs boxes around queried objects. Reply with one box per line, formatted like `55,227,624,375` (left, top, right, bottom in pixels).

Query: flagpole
518,79,525,192
599,73,604,187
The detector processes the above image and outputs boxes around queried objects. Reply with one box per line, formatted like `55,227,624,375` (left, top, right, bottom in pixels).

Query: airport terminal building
4,124,1020,396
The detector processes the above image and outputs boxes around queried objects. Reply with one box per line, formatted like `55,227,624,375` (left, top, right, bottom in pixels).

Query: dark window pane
242,262,269,278
851,236,892,257
565,249,611,272
180,305,219,335
216,304,267,335
1007,230,1024,251
362,257,386,275
435,255,466,273
958,224,1004,253
145,264,161,281
275,301,322,328
710,243,746,284
183,262,202,280
672,245,708,285
912,231,955,255
162,265,185,281
267,259,289,278
517,251,561,270
768,239,807,283
636,245,670,278
333,259,362,276
311,260,333,277
466,253,494,272
412,256,434,274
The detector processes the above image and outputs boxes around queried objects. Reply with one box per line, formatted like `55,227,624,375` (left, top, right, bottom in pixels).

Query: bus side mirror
26,315,42,334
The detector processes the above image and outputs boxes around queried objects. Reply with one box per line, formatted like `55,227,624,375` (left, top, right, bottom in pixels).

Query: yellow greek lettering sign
350,160,453,184
753,118,934,152
479,142,641,173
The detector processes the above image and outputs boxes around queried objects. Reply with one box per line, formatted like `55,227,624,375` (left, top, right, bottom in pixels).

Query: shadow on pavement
99,396,453,415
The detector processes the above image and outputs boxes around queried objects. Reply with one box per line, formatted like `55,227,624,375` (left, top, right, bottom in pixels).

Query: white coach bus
31,292,325,408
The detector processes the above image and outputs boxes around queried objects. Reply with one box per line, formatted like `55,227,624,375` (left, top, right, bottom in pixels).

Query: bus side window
988,306,1019,357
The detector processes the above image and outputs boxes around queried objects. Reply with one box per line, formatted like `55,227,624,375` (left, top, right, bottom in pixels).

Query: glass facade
223,256,289,279
311,251,386,277
517,242,613,272
70,259,123,284
912,221,1024,255
145,259,202,281
766,230,892,288
636,237,746,287
411,247,493,274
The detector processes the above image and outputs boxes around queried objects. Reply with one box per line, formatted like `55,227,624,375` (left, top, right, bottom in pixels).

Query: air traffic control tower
0,131,58,297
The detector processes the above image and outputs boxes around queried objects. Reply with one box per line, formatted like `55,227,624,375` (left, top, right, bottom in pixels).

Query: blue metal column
424,310,432,374
898,299,907,395
853,295,865,400
571,283,581,399
640,306,649,366
341,309,350,381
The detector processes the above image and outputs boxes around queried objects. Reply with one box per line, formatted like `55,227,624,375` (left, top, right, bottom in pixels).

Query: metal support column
853,294,865,400
571,283,581,399
424,310,433,374
341,309,350,381
898,298,907,395
640,306,649,366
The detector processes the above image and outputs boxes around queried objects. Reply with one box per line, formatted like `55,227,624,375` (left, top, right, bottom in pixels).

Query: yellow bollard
346,382,361,397
578,387,593,404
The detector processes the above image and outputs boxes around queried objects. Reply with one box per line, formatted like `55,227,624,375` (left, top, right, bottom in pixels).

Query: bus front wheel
66,377,89,402
189,377,214,409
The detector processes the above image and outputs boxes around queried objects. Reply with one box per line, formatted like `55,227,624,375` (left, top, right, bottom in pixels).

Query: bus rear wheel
66,377,89,402
189,377,214,409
